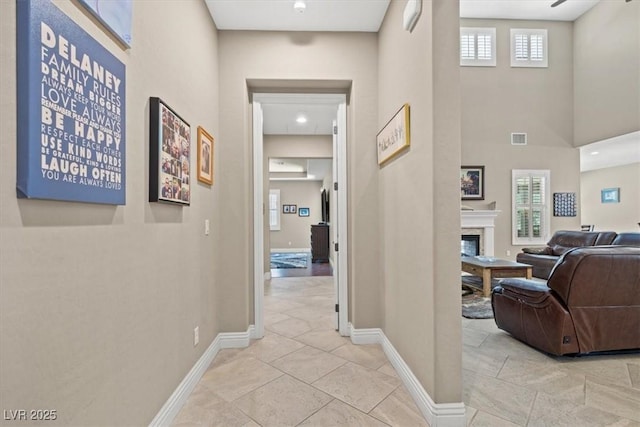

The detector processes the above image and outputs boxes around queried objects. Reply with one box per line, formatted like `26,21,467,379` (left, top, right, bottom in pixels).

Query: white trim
270,248,311,253
336,101,349,336
253,92,349,339
349,324,466,427
149,328,252,426
253,101,265,339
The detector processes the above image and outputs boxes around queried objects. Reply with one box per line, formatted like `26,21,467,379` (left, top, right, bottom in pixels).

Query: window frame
512,169,551,245
510,28,548,68
460,27,497,67
269,189,281,231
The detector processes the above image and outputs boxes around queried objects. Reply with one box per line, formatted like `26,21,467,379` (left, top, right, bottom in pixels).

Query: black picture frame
298,207,310,217
461,166,485,200
150,97,191,205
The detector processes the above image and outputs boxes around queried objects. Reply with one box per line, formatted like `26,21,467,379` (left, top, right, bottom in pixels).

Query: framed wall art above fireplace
461,166,485,200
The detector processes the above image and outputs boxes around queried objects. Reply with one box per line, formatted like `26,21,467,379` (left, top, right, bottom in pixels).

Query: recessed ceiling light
590,151,599,155
293,0,306,13
296,115,307,124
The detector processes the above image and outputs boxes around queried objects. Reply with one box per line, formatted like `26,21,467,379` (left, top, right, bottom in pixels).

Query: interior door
332,118,339,330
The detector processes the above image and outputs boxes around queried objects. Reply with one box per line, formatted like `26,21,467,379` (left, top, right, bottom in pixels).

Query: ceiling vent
511,132,527,145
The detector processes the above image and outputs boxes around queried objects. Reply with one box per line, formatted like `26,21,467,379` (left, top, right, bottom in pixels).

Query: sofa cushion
551,244,573,256
595,231,617,245
611,232,640,246
522,247,552,255
547,230,599,248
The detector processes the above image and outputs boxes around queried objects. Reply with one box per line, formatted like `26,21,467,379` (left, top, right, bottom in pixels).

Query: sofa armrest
521,247,552,255
496,278,552,305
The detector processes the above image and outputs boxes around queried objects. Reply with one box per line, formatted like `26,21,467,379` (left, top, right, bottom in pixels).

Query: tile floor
173,276,640,426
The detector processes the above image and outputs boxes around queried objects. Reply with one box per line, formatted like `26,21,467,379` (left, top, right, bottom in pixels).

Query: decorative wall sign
77,0,132,47
197,126,214,185
601,187,620,204
377,103,410,165
149,97,190,205
17,0,126,205
461,166,485,200
553,192,577,217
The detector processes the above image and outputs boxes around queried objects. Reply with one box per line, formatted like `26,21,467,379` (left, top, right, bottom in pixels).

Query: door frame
252,92,349,338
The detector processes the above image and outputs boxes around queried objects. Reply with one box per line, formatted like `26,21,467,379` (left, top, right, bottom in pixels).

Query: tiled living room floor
173,276,640,426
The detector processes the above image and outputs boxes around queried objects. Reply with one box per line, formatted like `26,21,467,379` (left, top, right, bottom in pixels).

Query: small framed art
553,192,577,217
298,207,310,217
461,166,485,200
197,126,214,185
150,97,191,205
601,188,620,203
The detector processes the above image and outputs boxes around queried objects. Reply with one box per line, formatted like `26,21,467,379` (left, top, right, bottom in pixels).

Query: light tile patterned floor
173,276,640,426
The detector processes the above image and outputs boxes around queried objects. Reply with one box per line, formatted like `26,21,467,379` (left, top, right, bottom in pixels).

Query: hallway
172,276,428,426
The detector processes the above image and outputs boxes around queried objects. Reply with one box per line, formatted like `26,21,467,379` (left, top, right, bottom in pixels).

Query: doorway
252,92,348,339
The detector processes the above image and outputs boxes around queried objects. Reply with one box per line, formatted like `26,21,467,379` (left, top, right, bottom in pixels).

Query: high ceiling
208,1,638,172
206,0,601,33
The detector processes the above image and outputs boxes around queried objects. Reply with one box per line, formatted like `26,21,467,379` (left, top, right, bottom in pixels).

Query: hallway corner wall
0,1,225,424
377,0,463,404
217,30,383,329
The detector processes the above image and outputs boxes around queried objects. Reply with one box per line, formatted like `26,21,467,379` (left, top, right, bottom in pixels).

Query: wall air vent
511,133,527,145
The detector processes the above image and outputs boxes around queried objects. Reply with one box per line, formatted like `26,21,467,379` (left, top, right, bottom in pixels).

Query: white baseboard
150,327,252,426
270,248,310,253
349,324,466,427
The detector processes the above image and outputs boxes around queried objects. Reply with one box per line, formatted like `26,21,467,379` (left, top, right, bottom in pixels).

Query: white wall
270,180,323,249
0,1,224,424
581,163,640,232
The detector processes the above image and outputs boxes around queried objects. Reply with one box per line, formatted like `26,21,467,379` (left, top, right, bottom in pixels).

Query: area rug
462,292,494,319
270,252,308,269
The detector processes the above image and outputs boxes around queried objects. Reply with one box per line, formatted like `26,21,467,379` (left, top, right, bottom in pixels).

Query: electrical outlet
506,250,511,257
205,220,210,236
194,326,199,346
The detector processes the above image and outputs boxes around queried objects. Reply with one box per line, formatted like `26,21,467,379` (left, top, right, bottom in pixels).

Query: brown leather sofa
492,246,640,355
515,230,638,279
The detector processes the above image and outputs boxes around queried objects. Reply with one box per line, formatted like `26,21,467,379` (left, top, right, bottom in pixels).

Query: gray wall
269,180,323,249
460,18,581,257
378,0,462,403
581,163,640,232
217,30,382,327
262,135,332,271
0,0,222,424
574,0,640,146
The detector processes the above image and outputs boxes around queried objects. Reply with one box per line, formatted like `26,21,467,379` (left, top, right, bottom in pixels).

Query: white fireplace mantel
461,210,501,256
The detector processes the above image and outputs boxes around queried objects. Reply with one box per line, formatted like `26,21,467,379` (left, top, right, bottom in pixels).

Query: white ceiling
269,158,332,181
460,0,600,22
580,132,640,172
205,0,390,32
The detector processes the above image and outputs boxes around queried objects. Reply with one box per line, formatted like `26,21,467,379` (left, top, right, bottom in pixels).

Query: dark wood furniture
311,224,329,263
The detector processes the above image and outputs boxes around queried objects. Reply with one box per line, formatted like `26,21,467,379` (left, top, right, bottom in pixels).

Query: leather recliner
492,246,640,356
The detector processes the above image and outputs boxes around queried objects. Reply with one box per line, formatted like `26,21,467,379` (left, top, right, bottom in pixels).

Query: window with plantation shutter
512,170,550,245
460,27,496,67
269,189,280,231
510,29,548,68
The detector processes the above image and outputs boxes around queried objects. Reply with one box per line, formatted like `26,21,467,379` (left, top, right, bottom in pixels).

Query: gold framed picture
197,126,214,185
377,103,410,165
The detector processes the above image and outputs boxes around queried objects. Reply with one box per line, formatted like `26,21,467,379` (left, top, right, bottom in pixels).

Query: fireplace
461,234,480,257
461,210,500,257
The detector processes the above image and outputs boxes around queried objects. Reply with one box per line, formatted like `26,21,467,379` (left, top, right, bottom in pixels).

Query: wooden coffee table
461,256,532,297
